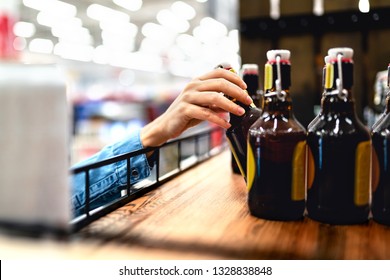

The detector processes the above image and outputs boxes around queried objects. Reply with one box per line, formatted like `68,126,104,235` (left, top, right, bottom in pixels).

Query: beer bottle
218,63,262,179
241,64,263,109
306,47,371,225
247,49,306,221
308,55,331,131
371,64,390,226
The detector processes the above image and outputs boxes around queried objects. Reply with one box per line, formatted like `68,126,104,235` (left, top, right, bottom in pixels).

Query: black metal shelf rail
70,127,227,232
240,7,390,39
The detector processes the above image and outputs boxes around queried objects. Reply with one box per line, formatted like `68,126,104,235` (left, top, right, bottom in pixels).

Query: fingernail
246,95,253,104
242,82,247,89
237,107,245,115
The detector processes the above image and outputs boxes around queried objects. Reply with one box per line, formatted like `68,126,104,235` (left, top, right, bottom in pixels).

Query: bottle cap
327,47,354,59
242,64,258,71
266,49,290,61
215,62,232,70
241,64,258,76
324,55,330,64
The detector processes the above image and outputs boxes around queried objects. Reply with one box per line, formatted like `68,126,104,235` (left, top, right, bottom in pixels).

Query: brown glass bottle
216,63,262,178
371,64,390,226
306,48,370,225
247,50,306,221
226,91,262,179
241,64,263,109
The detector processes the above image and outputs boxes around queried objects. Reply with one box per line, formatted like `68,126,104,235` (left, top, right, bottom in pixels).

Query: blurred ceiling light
87,4,130,22
99,19,138,38
156,9,190,33
23,0,76,17
196,0,208,2
55,27,93,46
171,1,196,20
110,51,163,72
142,22,169,39
54,42,94,62
29,38,54,54
13,21,36,38
193,17,227,43
270,0,280,20
101,30,135,51
13,37,27,51
176,34,201,57
113,0,143,12
359,0,370,13
313,0,324,16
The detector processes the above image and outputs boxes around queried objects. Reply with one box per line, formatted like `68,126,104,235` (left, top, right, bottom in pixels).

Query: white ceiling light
54,42,94,62
87,4,130,22
99,19,138,38
13,37,27,51
113,0,143,12
24,0,76,17
171,1,196,20
29,38,54,54
359,0,370,13
156,9,189,33
13,21,36,38
193,17,227,44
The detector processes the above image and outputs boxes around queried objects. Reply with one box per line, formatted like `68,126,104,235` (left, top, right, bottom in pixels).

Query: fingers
198,68,247,89
184,91,246,116
195,68,252,106
185,103,231,129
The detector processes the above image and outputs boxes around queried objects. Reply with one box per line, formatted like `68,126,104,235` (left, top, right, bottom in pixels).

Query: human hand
140,68,252,147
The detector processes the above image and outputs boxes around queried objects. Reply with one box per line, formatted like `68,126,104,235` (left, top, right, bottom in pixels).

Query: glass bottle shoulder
249,112,306,136
307,112,370,138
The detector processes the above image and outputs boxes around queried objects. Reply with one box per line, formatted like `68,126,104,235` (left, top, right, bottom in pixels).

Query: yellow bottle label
291,141,307,201
227,138,245,178
325,63,333,89
247,139,256,191
354,141,371,206
307,146,315,190
264,63,273,90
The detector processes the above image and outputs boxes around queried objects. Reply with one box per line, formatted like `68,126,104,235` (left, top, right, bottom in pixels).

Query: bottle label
264,64,273,90
247,140,255,191
227,138,245,178
306,145,315,190
354,141,371,206
325,63,334,89
291,141,307,201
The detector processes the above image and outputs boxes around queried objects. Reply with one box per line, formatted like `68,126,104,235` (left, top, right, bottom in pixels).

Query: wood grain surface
75,150,390,260
1,150,389,259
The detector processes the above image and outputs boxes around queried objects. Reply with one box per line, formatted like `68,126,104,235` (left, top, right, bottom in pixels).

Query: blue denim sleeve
71,129,151,217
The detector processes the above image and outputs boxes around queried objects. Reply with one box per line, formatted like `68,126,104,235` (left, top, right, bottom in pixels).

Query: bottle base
307,208,369,225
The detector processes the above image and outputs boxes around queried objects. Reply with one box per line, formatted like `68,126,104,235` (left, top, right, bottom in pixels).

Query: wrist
140,117,167,148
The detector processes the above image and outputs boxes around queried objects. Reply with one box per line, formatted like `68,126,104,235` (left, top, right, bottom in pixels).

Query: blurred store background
1,0,390,164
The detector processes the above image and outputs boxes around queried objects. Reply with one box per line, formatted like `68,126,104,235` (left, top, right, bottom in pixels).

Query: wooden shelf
1,150,390,259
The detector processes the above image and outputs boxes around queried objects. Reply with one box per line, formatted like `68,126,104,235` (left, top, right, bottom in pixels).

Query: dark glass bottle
216,63,262,179
247,49,306,221
241,64,263,109
306,48,371,225
371,64,390,226
226,88,262,179
307,55,330,131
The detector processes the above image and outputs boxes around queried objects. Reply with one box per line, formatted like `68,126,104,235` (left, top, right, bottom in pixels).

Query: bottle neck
321,59,356,115
263,62,293,117
263,89,293,117
228,92,257,124
321,90,356,115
